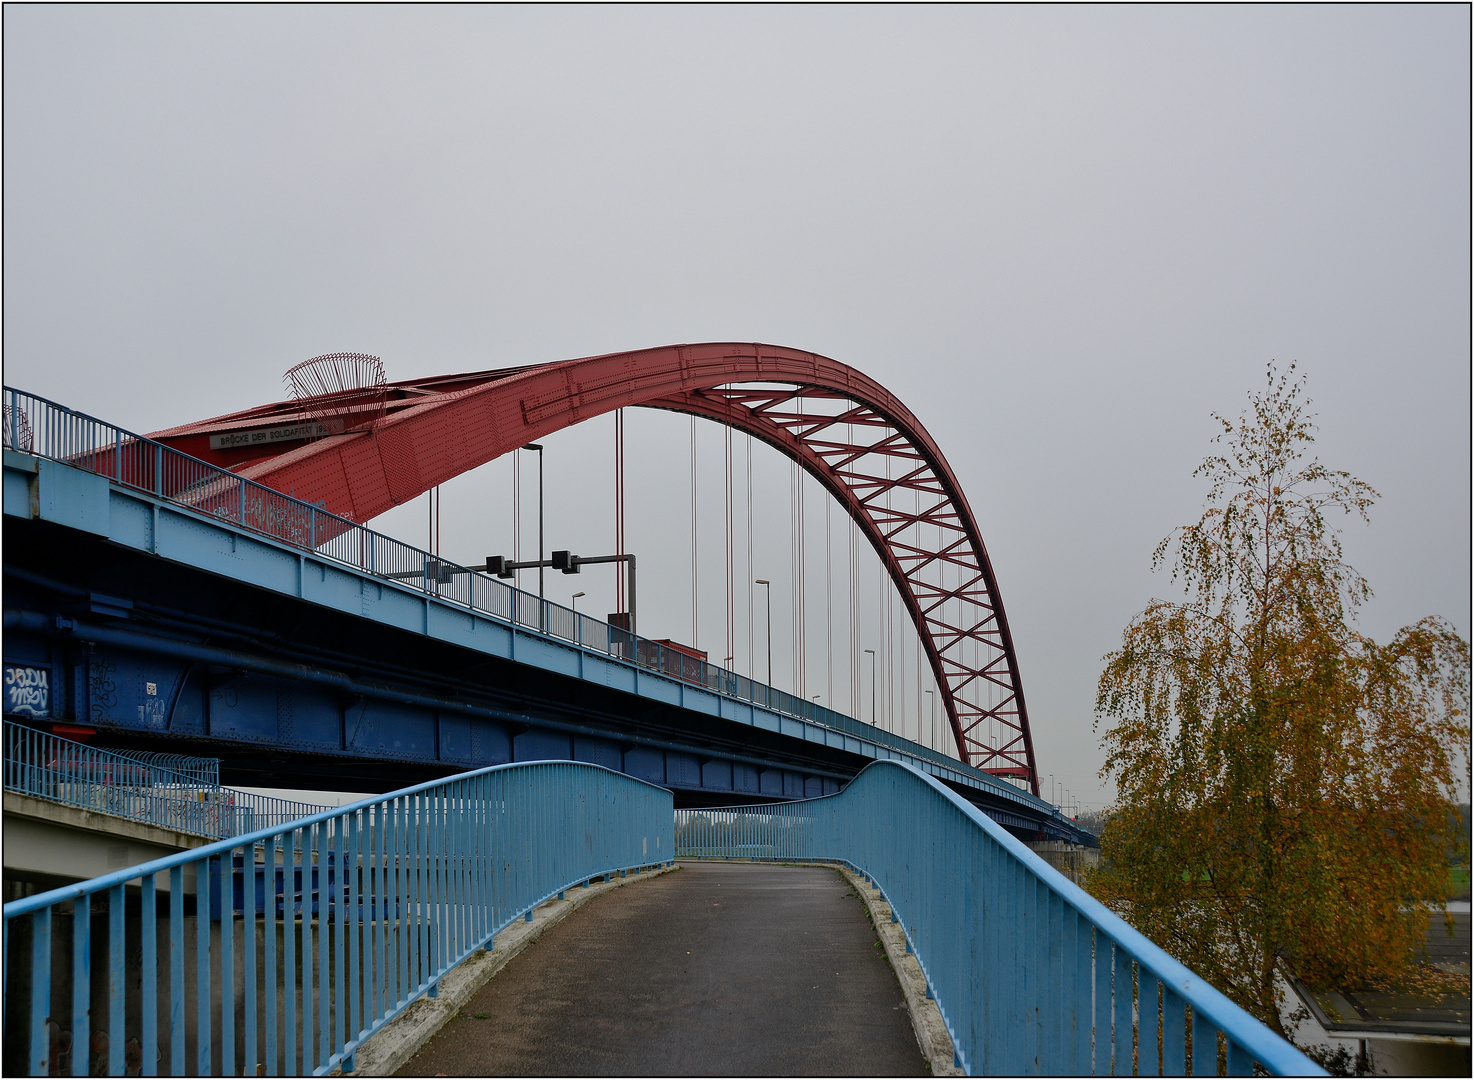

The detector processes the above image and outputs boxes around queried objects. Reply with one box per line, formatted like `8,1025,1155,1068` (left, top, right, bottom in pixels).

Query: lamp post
755,579,772,686
925,689,935,749
571,591,585,614
523,442,544,600
864,649,876,727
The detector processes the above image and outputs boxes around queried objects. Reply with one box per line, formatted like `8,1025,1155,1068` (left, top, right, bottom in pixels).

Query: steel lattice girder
149,343,1039,793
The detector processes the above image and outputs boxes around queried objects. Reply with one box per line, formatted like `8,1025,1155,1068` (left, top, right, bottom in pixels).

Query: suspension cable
690,415,699,649
798,448,806,700
907,483,919,742
725,417,734,669
746,431,754,679
878,442,890,727
513,448,521,591
615,408,625,614
849,418,859,717
825,492,832,710
790,457,798,695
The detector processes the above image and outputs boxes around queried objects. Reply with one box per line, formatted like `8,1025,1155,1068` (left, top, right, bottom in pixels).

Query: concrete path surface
395,862,928,1076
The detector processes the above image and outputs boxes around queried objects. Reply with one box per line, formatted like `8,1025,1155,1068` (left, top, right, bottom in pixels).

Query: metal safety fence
99,749,219,790
2,760,674,1076
675,761,1323,1077
3,387,1024,801
4,722,327,840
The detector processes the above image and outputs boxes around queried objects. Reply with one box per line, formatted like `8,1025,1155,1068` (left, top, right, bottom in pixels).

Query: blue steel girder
2,448,1089,842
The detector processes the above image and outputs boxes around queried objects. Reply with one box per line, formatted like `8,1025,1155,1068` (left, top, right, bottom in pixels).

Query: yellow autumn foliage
1092,363,1469,1038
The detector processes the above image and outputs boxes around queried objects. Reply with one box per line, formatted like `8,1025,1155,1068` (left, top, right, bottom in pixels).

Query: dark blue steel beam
1,522,868,804
3,465,1094,844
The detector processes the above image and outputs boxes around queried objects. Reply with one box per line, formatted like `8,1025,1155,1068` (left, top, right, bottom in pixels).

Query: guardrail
2,760,673,1076
5,722,329,839
675,761,1324,1077
3,386,1053,815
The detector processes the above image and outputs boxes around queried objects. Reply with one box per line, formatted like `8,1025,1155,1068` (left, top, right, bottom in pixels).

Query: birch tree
1092,363,1469,1036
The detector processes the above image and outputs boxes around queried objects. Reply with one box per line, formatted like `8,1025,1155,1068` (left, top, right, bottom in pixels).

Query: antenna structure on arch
283,353,388,436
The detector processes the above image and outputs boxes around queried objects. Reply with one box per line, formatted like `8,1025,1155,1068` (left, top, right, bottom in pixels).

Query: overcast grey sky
5,5,1468,807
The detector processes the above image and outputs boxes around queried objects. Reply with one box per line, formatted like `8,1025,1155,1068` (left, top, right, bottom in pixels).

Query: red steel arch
151,343,1039,793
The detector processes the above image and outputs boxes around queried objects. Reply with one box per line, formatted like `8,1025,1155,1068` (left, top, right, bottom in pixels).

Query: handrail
4,721,328,838
3,385,1067,824
675,761,1324,1077
3,759,674,1076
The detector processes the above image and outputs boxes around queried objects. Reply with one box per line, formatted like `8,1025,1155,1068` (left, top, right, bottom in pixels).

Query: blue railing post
169,866,185,1075
108,884,125,1076
219,855,235,1078
194,864,211,1076
140,876,158,1077
264,835,279,1076
242,854,257,1080
30,906,51,1076
73,894,90,1080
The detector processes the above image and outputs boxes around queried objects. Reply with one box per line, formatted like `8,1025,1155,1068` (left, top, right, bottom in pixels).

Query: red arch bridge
2,344,1088,843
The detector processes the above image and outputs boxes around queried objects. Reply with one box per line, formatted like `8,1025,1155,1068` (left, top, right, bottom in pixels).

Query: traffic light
551,550,580,574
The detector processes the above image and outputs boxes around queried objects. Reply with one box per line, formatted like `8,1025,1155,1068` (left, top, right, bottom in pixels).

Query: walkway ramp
3,758,1322,1076
398,862,925,1077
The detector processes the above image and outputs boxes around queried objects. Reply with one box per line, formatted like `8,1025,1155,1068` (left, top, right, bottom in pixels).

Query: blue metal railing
675,761,1324,1077
3,760,673,1076
4,722,329,839
2,386,1053,819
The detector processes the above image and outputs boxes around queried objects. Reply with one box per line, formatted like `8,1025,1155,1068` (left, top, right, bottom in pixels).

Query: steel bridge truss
149,344,1039,793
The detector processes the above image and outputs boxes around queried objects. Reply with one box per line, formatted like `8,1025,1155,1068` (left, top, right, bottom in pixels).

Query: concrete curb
339,863,679,1076
836,865,963,1077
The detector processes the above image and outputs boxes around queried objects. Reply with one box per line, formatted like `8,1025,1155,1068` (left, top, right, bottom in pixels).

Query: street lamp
755,579,772,686
864,649,876,727
571,591,585,614
925,689,935,749
523,443,544,600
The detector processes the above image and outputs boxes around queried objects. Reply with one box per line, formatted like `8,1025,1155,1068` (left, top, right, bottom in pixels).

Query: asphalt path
396,862,927,1076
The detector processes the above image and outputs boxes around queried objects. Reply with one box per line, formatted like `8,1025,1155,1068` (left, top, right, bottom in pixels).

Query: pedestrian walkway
396,862,928,1076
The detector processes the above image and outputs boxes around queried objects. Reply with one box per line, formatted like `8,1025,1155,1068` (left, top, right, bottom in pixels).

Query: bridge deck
396,862,927,1076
